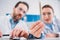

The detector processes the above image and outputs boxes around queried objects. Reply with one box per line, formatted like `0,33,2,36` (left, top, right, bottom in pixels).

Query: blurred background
0,0,60,28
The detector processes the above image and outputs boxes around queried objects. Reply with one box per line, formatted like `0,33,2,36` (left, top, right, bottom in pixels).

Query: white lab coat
0,15,28,39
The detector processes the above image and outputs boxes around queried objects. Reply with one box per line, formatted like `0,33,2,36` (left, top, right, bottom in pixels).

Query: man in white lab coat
10,1,44,39
0,1,29,38
41,5,60,38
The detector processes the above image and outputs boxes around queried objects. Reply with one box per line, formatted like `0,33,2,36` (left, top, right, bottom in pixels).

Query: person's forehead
42,7,53,12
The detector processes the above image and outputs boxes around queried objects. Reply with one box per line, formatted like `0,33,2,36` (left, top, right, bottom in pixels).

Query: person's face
13,3,28,21
41,7,54,24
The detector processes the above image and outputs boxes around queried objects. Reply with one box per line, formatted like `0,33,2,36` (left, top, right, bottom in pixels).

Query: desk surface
0,38,60,40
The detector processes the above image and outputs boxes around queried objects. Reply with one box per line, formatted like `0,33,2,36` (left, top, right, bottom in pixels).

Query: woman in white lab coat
41,4,60,38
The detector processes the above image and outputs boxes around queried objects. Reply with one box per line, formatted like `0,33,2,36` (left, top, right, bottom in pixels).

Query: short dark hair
15,1,29,10
42,5,54,13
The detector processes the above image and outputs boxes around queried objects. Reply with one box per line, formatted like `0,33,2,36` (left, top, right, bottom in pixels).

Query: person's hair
14,1,29,10
42,5,54,13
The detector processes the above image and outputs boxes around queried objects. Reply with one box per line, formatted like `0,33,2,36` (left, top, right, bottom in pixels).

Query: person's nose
45,14,49,19
19,11,23,14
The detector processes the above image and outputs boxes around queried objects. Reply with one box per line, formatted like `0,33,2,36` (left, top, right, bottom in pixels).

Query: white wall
58,0,60,19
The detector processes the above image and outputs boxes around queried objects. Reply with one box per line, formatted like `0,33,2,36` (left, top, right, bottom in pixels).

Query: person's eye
43,13,46,16
19,8,22,11
48,12,51,15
